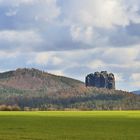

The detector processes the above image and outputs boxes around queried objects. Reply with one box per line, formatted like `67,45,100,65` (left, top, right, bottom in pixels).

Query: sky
0,0,140,91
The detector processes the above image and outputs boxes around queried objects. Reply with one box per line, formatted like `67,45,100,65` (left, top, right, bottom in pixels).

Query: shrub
0,105,21,111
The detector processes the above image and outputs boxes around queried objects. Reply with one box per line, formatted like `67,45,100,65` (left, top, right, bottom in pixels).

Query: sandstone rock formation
85,71,115,89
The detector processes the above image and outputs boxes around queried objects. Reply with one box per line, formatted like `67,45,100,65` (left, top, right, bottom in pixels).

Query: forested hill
0,68,84,91
0,68,140,110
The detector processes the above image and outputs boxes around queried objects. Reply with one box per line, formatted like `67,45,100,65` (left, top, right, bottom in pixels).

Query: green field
0,111,140,140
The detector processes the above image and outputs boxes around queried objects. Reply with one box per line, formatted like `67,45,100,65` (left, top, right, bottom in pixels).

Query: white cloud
131,73,140,81
88,60,106,69
0,30,41,42
5,9,18,16
51,56,62,65
70,25,94,44
114,73,124,82
130,73,140,88
28,52,63,65
0,51,19,58
32,0,60,22
49,70,64,76
59,0,140,45
0,0,34,6
101,46,139,64
0,30,43,51
63,0,130,28
1,0,60,23
34,52,49,65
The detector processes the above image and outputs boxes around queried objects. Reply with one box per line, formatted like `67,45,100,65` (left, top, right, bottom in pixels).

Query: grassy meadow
0,111,140,140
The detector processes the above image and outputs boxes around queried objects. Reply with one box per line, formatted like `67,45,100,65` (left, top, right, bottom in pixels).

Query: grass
0,111,140,140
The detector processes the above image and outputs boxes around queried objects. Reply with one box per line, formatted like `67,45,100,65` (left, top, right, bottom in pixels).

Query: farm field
0,111,140,140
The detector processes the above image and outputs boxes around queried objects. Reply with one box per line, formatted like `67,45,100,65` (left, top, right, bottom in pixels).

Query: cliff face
85,71,115,89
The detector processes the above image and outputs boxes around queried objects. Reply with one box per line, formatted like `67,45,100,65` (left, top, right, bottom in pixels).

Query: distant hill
0,68,140,110
132,90,140,95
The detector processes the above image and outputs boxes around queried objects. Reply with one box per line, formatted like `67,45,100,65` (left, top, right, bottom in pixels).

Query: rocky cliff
85,71,115,89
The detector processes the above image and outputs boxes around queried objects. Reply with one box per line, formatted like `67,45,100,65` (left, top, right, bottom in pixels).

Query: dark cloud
109,26,140,47
126,23,140,36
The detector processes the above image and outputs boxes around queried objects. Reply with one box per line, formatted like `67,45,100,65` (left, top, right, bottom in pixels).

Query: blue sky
0,0,140,91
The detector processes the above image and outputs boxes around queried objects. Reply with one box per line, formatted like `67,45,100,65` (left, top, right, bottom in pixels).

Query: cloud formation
0,0,140,91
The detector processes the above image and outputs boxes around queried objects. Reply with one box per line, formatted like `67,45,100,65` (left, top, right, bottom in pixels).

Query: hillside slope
0,68,140,110
0,68,84,91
